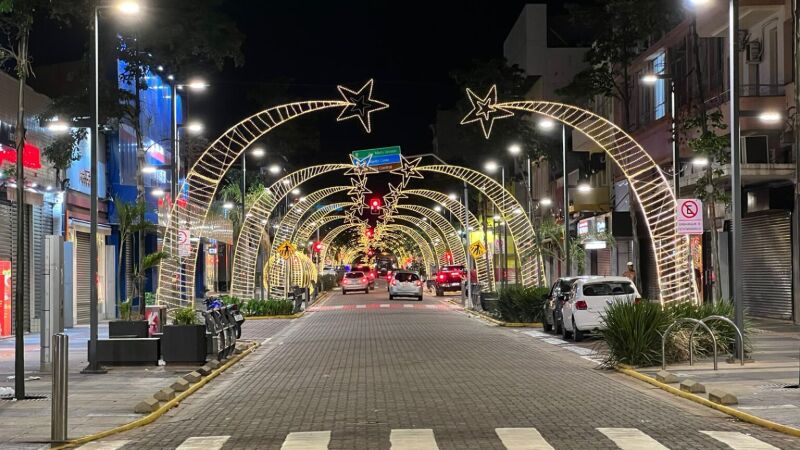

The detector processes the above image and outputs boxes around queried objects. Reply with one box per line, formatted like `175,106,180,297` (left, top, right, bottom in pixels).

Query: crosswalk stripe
175,435,230,450
380,304,390,308
281,431,331,450
700,431,780,450
76,441,131,450
596,428,669,450
495,428,555,450
333,305,344,310
425,304,436,308
390,429,439,449
356,304,367,309
403,304,414,308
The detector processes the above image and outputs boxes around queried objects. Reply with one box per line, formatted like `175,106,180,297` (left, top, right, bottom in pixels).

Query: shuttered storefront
741,211,793,320
596,248,611,276
75,231,91,324
0,198,31,331
30,202,53,333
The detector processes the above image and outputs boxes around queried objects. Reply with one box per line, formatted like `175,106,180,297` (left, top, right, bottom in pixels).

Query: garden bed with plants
220,295,296,317
599,300,749,368
483,285,550,324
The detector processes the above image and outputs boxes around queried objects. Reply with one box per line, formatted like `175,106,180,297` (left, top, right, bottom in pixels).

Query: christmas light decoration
459,85,697,305
336,79,389,133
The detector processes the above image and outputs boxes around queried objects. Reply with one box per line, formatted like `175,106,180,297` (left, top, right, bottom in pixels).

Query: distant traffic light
365,227,374,239
370,197,381,215
313,241,323,253
367,248,375,257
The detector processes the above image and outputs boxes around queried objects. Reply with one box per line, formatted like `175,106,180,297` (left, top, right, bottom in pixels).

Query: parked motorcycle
205,296,245,339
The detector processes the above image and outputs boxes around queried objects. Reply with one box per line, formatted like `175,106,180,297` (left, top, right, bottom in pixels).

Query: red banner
0,261,11,337
0,143,42,169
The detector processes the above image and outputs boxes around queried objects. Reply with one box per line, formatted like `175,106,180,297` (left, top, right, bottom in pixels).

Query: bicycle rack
662,318,718,371
689,315,744,367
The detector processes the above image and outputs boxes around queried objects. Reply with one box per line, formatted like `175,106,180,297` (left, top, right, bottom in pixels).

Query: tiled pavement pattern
82,287,799,449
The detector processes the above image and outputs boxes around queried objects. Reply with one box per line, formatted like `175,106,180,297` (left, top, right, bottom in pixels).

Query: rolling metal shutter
31,202,53,333
0,199,31,331
741,211,793,320
75,231,91,324
597,248,611,276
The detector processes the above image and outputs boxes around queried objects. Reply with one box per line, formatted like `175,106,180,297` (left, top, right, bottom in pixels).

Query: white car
388,271,423,301
341,271,370,295
561,276,640,341
321,265,337,276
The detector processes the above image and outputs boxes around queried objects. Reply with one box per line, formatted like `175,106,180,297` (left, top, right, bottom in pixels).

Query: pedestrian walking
623,262,636,283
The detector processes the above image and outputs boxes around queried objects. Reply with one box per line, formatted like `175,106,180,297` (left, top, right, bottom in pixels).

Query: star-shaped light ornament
337,79,389,133
347,176,371,196
345,154,379,177
460,85,514,139
389,156,424,185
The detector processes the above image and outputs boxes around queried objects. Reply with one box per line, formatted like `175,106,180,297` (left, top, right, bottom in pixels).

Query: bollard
51,333,68,442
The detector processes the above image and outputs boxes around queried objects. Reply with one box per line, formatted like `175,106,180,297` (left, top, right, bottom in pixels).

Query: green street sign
351,146,402,172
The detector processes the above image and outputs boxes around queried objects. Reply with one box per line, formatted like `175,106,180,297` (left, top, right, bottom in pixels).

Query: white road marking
390,429,439,449
380,304,390,308
356,304,367,309
738,404,797,410
425,304,436,308
563,345,594,356
541,338,567,345
597,428,669,450
522,330,549,338
77,441,131,450
176,436,230,450
403,304,414,308
333,305,344,310
261,337,273,345
281,431,332,450
495,427,555,450
700,431,780,449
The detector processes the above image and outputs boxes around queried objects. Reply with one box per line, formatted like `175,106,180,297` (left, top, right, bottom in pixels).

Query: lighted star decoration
384,182,408,204
389,156,424,187
460,85,514,139
345,154,379,177
347,176,371,196
337,79,389,133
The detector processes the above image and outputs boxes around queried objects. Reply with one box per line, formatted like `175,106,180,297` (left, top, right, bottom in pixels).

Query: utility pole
729,0,744,338
463,181,472,308
562,124,570,277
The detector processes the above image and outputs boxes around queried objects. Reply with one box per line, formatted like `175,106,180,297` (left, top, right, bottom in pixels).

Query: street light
692,157,710,167
251,147,266,158
640,72,679,195
46,121,70,133
185,121,204,134
484,160,499,173
540,197,553,207
508,144,522,155
268,164,281,175
448,193,457,201
222,202,234,210
758,111,782,124
577,182,592,193
141,165,157,174
292,188,301,196
537,118,556,131
151,188,165,197
434,205,442,212
186,79,208,91
79,0,141,380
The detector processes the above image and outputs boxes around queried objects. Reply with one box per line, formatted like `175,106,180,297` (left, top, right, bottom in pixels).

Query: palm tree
113,198,155,315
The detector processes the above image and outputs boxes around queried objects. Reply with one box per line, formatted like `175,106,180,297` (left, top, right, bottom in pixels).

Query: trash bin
480,291,499,313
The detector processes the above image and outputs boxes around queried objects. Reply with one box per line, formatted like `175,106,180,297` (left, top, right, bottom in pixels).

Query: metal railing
662,318,718,371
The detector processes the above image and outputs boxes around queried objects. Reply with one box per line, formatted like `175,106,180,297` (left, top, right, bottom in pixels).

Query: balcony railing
740,84,785,97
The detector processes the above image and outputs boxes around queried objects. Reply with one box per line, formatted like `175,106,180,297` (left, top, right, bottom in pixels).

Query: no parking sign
676,199,703,235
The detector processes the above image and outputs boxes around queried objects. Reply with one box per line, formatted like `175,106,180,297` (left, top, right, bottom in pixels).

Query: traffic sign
277,241,296,260
469,240,486,259
178,229,191,257
351,146,401,172
677,199,703,234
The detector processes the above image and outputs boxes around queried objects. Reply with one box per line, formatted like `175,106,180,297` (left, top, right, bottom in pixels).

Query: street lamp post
561,123,570,278
641,73,679,195
729,0,744,340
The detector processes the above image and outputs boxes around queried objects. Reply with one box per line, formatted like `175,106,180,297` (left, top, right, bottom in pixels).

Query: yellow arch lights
460,85,698,305
157,80,390,310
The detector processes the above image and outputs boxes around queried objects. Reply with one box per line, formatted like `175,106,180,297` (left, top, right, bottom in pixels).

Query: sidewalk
0,320,291,449
637,318,800,429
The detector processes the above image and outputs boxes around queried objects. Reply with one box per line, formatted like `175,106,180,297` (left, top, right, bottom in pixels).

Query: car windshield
394,272,419,282
583,282,634,296
345,272,364,279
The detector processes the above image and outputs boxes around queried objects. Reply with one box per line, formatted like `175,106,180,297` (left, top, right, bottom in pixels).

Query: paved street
80,281,800,449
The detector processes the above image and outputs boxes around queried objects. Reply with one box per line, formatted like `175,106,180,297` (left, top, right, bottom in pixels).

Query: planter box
162,324,207,364
109,320,149,338
96,338,159,365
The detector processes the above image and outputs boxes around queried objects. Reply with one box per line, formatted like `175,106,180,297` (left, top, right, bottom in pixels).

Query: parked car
560,276,640,342
434,265,465,296
354,265,376,289
341,271,370,295
321,265,337,276
388,271,423,301
542,276,595,334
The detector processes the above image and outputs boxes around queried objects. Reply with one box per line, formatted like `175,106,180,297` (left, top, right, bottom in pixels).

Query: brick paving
83,284,800,449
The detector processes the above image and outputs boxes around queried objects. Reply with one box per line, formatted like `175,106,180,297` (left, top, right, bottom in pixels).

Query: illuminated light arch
157,80,388,309
391,215,449,267
230,164,352,299
461,86,697,304
373,231,423,268
403,189,495,289
395,205,467,266
263,185,352,298
318,224,359,267
415,165,546,287
384,224,435,273
293,203,352,246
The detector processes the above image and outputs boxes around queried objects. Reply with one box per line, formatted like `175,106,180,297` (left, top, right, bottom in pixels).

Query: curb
456,302,541,328
614,365,800,438
50,341,260,449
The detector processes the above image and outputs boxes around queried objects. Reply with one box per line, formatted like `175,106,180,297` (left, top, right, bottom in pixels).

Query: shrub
242,299,294,316
119,299,132,321
320,274,337,291
600,299,749,367
495,285,549,323
173,307,198,325
599,301,671,367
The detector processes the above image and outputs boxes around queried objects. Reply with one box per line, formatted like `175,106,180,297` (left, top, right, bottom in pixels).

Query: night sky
30,1,577,169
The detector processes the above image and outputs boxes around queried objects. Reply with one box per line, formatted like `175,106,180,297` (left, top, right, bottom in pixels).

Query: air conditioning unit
745,39,762,64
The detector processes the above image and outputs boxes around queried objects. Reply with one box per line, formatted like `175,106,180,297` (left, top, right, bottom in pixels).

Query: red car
434,265,465,296
354,265,376,289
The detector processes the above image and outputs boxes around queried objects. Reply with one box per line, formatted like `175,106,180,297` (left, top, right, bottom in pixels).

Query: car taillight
634,297,642,304
369,273,375,279
361,278,368,283
438,274,446,281
415,280,422,286
575,300,588,310
391,279,397,286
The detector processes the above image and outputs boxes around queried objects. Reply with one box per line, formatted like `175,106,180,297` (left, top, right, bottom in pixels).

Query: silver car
341,271,370,294
388,271,423,301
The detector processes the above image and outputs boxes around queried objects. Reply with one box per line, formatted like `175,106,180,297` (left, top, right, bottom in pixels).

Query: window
345,272,364,279
582,282,635,296
394,272,419,282
653,52,666,120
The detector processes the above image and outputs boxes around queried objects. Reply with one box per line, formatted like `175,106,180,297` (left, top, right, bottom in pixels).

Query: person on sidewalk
623,262,636,284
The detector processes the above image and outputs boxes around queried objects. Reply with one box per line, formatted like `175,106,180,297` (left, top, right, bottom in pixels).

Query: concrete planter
163,325,207,364
109,320,149,338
